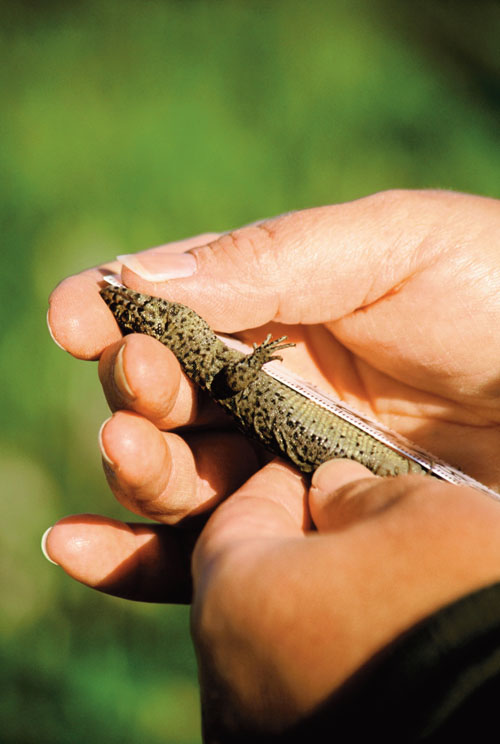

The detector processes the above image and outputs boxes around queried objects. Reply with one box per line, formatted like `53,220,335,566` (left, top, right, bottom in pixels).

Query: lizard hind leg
251,333,295,366
211,334,295,397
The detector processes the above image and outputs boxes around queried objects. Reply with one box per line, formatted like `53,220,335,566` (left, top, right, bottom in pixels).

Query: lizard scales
100,284,427,477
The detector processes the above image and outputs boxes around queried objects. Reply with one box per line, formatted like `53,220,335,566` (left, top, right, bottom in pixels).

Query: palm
237,315,500,491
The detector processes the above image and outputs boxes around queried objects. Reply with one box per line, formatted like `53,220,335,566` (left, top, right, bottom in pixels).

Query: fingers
308,458,500,607
192,460,309,580
99,411,260,524
43,514,194,603
41,460,306,605
47,234,220,359
98,334,202,429
118,190,464,332
117,232,221,275
192,459,500,723
49,192,500,399
48,267,123,360
300,472,500,705
309,459,386,531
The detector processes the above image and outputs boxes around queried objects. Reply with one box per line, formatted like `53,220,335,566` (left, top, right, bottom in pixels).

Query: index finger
47,234,221,359
48,265,122,360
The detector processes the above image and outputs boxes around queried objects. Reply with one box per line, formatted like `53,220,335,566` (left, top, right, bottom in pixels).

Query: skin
46,190,500,739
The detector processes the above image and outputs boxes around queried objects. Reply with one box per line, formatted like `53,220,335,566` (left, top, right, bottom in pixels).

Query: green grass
1,1,498,741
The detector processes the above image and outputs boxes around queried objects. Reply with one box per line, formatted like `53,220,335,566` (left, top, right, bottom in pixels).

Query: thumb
191,460,309,582
309,459,401,532
119,190,444,333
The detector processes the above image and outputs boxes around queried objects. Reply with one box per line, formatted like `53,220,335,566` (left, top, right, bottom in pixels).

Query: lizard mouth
99,282,146,335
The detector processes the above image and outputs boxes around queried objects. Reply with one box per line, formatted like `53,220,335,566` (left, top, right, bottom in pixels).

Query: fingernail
311,459,376,495
310,460,399,531
114,344,135,400
117,251,197,281
46,309,66,351
98,417,115,467
41,527,59,565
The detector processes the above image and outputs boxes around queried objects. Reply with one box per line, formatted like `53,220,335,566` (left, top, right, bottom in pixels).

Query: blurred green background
1,0,499,741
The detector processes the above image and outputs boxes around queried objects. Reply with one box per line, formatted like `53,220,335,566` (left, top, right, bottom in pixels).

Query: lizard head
100,284,171,341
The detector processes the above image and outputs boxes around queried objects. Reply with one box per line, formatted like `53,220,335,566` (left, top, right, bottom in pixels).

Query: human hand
48,189,500,522
44,459,500,739
46,189,500,737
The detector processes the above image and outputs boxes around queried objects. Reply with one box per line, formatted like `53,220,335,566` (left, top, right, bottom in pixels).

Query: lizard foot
211,334,296,398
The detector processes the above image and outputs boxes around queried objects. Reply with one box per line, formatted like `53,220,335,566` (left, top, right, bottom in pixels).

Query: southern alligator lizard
100,283,430,478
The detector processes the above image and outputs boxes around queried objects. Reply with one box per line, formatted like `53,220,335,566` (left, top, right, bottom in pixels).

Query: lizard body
100,284,428,477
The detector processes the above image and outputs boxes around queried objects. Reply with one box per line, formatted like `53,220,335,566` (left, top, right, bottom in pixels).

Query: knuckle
218,223,276,270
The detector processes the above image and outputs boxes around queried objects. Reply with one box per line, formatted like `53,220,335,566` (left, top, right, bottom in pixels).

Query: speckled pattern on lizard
100,284,429,477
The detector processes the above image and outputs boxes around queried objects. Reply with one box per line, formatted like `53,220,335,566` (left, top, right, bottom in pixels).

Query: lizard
100,283,429,478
